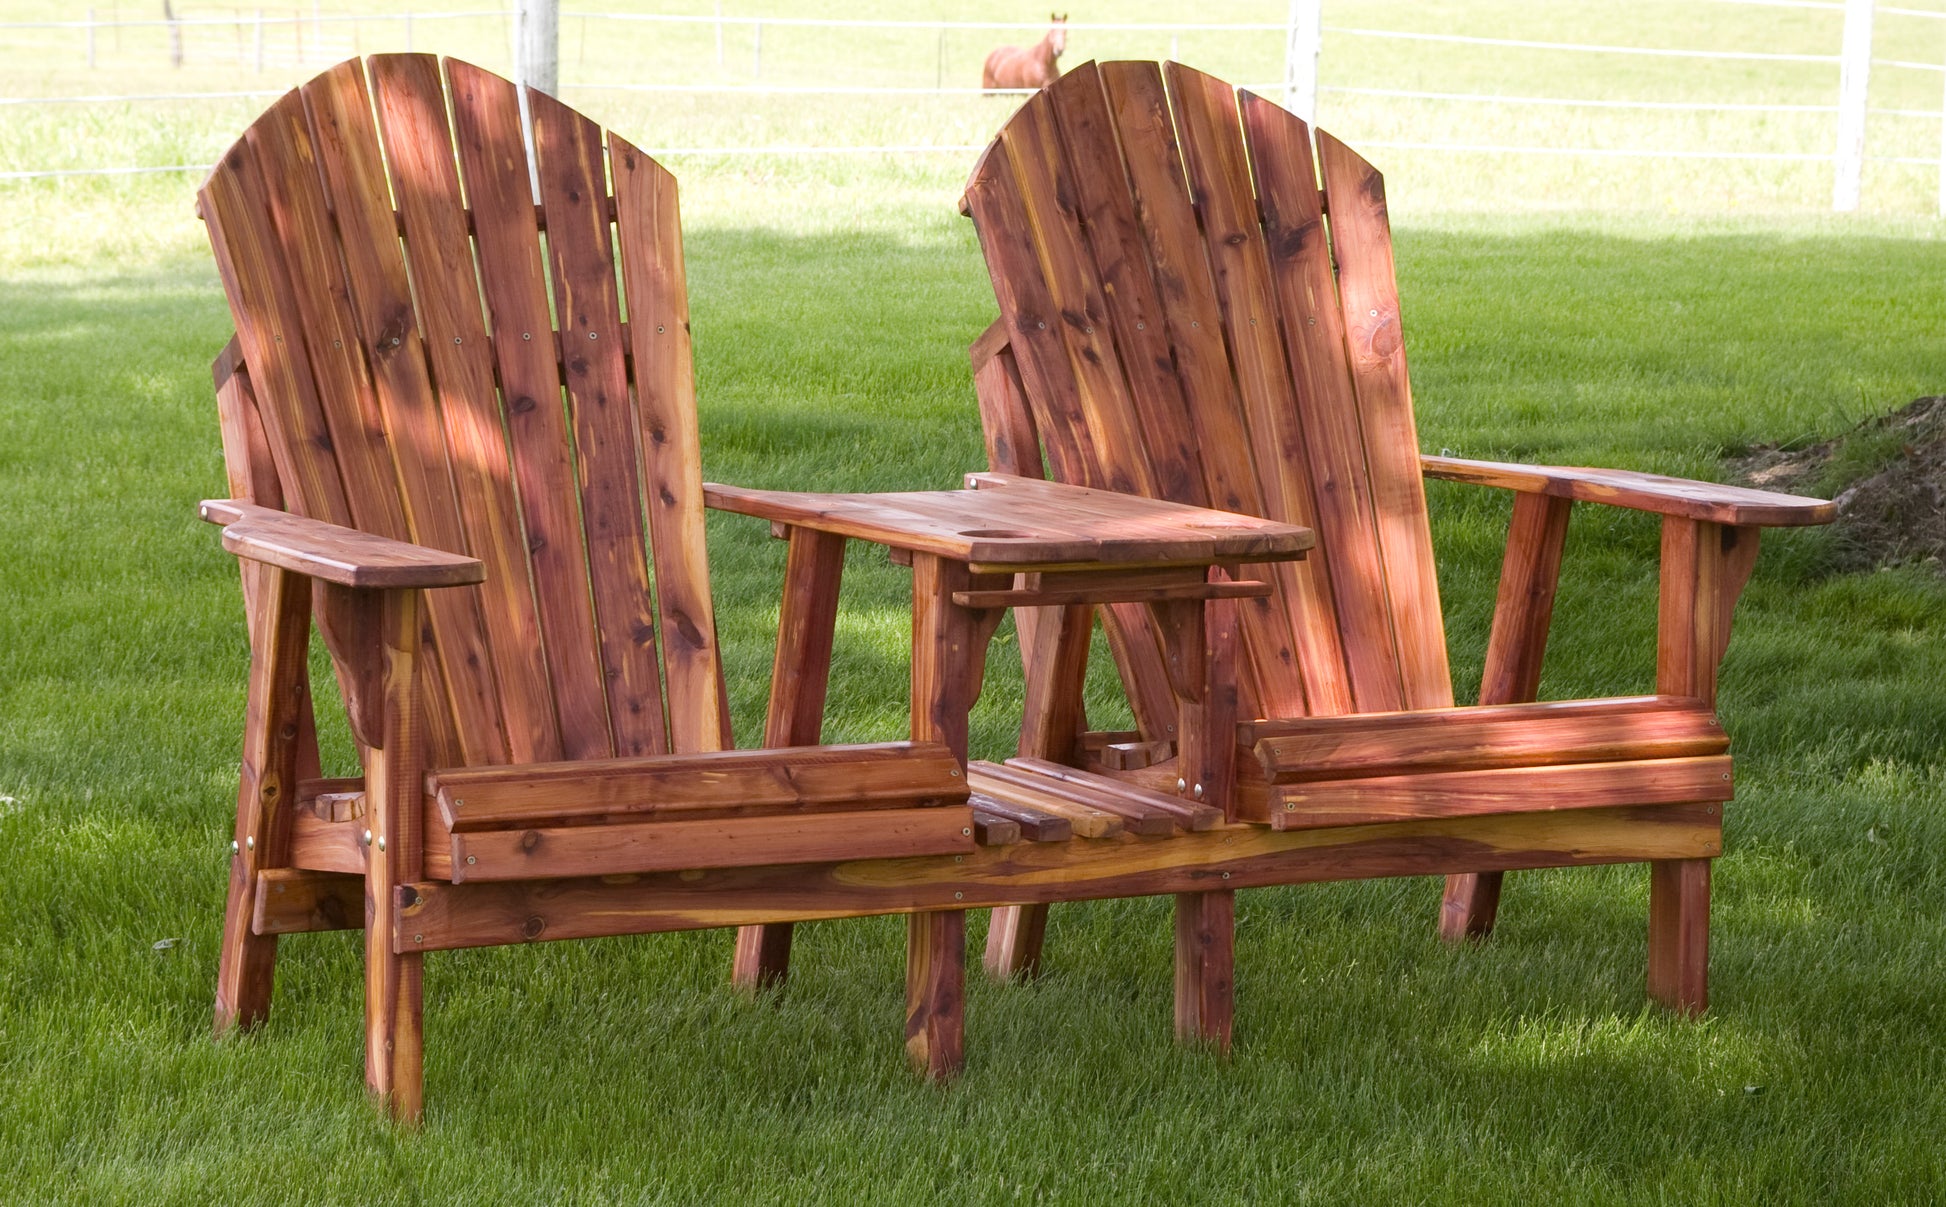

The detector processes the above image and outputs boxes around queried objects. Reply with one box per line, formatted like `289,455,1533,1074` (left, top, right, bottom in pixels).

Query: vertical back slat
1314,131,1453,710
445,59,615,761
530,89,671,757
610,134,727,753
963,143,1179,738
1161,64,1356,718
1089,62,1309,719
299,59,510,765
236,85,464,764
1237,89,1408,715
369,53,563,765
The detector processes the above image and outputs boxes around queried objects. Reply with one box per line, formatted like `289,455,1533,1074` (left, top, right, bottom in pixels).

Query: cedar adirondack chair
960,62,1835,1012
195,56,981,1120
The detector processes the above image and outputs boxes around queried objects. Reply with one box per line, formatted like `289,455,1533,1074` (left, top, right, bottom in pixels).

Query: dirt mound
1728,396,1946,574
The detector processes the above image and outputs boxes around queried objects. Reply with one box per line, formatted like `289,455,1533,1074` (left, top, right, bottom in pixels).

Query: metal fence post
753,20,763,80
1283,0,1322,124
86,8,95,68
516,0,560,97
1831,0,1874,212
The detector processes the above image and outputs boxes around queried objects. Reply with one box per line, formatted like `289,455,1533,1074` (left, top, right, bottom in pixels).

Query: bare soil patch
1729,396,1946,574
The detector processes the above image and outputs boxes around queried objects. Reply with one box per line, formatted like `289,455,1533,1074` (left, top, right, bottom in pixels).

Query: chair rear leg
983,905,1048,980
1647,857,1710,1015
215,563,313,1035
733,924,794,991
1174,889,1234,1050
1439,872,1504,942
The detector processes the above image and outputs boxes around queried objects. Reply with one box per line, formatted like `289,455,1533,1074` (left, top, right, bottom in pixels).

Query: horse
982,14,1068,91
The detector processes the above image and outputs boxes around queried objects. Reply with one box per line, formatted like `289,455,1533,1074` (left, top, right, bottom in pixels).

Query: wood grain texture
1424,455,1834,527
1262,756,1732,830
1314,130,1453,712
363,587,425,1122
613,130,728,756
200,500,484,589
451,806,976,881
1174,889,1234,1050
1657,519,1761,708
214,564,311,1034
395,802,1723,951
446,58,615,763
1648,857,1711,1015
253,868,364,936
1252,696,1726,783
966,763,1132,838
707,475,1313,569
430,741,965,831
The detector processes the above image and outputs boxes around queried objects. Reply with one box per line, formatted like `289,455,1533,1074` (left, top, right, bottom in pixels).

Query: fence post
1831,0,1873,212
937,27,945,90
403,11,412,54
87,8,96,68
753,19,763,80
254,8,264,70
715,0,724,66
1283,0,1322,124
163,0,182,68
516,0,560,96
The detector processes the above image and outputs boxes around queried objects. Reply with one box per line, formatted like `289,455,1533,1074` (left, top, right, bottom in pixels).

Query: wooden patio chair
194,55,983,1120
958,62,1835,1014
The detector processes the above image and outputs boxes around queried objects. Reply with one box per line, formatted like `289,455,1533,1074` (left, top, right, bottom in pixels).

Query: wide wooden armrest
199,498,484,589
1421,455,1834,527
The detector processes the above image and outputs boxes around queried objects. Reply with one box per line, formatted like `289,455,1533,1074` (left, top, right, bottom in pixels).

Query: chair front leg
734,527,846,993
1646,518,1757,1016
215,563,313,1035
1440,492,1571,942
357,586,428,1123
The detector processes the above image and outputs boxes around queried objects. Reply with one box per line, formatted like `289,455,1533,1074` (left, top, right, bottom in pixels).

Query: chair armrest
1421,455,1834,528
199,499,484,589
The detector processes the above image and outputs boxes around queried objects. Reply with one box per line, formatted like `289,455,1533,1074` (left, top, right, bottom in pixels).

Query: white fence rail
2,1,1943,213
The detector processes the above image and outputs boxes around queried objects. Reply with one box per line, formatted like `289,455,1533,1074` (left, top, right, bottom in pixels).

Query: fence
2,1,1944,215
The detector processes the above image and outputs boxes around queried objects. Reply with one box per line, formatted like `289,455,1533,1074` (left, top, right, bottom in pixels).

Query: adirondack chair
959,62,1835,1012
195,56,984,1120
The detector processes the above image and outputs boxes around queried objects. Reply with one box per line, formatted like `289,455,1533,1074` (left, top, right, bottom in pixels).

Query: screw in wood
230,840,239,855
362,829,372,846
377,836,386,852
466,855,476,865
245,835,254,850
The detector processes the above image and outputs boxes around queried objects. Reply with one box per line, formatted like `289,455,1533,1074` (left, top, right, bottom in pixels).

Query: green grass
5,2,1946,1203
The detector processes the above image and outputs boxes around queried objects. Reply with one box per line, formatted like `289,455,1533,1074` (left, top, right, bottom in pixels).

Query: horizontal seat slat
1263,755,1733,830
966,793,1073,842
1002,757,1223,830
965,763,1138,838
449,805,977,881
430,741,966,832
1250,695,1727,783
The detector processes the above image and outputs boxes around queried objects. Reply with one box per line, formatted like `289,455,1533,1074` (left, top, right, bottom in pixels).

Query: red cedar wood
298,59,506,766
1423,456,1836,527
613,131,730,756
529,88,670,759
363,587,426,1120
445,59,618,762
1312,129,1454,711
1164,64,1351,719
391,802,1724,952
1095,61,1307,720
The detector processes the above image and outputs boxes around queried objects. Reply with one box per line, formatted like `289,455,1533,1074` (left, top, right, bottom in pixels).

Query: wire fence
2,1,1944,213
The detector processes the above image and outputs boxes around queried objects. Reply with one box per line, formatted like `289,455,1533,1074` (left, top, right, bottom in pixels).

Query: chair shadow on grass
3,223,1946,1165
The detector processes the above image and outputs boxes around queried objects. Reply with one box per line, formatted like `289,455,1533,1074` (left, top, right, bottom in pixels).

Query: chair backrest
200,55,726,771
962,61,1454,729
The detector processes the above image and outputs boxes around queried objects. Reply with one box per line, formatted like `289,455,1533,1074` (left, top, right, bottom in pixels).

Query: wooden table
703,471,1315,1072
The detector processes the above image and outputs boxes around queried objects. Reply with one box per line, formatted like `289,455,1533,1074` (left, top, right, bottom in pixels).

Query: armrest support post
1657,518,1761,708
1480,493,1573,707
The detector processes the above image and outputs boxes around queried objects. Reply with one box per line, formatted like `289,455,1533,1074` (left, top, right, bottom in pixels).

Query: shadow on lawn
3,224,1945,1175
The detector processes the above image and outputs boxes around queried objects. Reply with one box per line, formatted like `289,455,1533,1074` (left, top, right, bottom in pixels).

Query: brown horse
982,14,1068,90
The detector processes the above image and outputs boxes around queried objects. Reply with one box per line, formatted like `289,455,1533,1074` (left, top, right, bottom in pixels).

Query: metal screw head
245,835,254,851
391,337,400,346
230,840,239,856
362,829,373,846
1369,308,1378,317
521,332,531,340
414,934,423,944
453,336,462,344
961,828,971,837
1193,784,1204,800
954,891,964,900
657,325,665,333
948,767,961,777
1221,871,1231,880
588,331,598,340
465,855,476,865
452,798,464,809
1177,778,1187,793
377,836,386,852
1283,802,1295,811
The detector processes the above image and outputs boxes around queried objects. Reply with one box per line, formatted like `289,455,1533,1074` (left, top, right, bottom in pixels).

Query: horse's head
1047,13,1068,57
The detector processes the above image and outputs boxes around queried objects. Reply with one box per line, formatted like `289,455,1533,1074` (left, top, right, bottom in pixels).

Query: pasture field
3,2,1946,1203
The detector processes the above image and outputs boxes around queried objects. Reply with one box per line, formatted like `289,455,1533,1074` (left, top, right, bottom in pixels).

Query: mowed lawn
5,1,1946,1200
